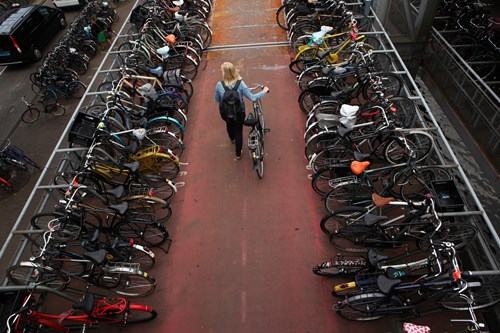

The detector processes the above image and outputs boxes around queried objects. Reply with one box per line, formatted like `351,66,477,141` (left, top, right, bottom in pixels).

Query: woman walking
214,62,269,159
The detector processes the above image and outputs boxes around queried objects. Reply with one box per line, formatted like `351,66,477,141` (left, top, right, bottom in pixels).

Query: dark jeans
226,120,243,157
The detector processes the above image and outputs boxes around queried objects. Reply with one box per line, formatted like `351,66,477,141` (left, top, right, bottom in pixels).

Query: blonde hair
221,62,242,86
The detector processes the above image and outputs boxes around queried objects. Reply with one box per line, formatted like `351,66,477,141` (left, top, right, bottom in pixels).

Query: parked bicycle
1,285,157,333
20,95,66,124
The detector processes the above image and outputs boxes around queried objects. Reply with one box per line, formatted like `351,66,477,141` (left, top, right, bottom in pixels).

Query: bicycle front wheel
6,264,70,290
439,283,500,310
21,107,41,123
68,81,87,99
336,292,403,321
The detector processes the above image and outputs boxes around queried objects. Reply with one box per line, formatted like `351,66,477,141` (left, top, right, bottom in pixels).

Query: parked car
0,5,66,65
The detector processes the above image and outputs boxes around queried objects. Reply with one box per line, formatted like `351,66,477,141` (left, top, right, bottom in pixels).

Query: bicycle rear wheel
329,225,373,253
113,272,156,297
320,206,369,235
336,292,403,321
21,107,41,123
114,220,169,248
49,103,67,117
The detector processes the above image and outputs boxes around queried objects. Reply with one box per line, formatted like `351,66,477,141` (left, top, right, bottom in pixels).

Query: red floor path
122,1,460,332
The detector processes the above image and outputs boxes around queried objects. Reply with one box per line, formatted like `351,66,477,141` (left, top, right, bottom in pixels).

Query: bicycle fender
133,244,155,258
146,116,185,131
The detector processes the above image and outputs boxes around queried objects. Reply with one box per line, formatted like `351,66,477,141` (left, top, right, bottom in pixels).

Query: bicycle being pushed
243,85,270,179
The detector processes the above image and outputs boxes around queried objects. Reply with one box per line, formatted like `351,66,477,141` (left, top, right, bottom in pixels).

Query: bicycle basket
130,5,149,27
248,132,259,149
68,112,101,147
0,290,29,333
430,180,465,212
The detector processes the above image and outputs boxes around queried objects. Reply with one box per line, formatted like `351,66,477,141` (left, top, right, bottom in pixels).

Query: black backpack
219,80,243,122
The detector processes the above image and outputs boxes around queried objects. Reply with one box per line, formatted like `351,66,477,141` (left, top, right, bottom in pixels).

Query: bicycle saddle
81,229,100,244
368,249,389,267
337,127,353,138
350,160,370,175
83,249,108,265
372,193,394,207
243,113,258,127
72,293,96,316
122,161,140,173
149,66,164,77
363,213,386,226
353,151,371,162
105,185,125,199
123,141,139,155
109,202,129,215
376,274,401,295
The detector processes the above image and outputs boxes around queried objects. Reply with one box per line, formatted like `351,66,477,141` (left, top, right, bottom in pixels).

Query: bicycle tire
320,206,369,235
137,152,180,180
309,146,354,174
21,107,41,123
112,272,156,297
145,127,184,158
418,223,478,251
438,283,500,310
123,247,156,271
31,211,83,242
312,256,366,277
125,195,172,223
276,3,295,30
255,143,264,179
114,220,169,248
68,81,87,99
324,181,373,210
336,292,403,321
399,166,452,201
6,264,70,290
304,131,341,160
329,225,373,253
126,304,158,323
384,131,433,165
49,103,66,117
363,72,404,100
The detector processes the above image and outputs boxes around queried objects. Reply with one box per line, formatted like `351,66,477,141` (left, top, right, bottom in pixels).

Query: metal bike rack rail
1,4,499,325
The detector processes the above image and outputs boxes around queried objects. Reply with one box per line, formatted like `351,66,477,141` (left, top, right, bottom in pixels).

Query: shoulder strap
232,80,241,91
221,81,228,91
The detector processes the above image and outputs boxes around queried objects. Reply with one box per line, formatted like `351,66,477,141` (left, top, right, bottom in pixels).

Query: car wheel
32,47,42,61
59,16,66,29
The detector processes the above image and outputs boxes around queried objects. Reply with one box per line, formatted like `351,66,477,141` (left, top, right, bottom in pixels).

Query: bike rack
0,1,499,329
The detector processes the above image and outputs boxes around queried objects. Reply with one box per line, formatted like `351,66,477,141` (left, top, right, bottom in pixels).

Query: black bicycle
243,85,270,179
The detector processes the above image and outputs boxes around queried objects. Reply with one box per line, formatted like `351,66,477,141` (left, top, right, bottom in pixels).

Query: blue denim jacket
214,80,267,112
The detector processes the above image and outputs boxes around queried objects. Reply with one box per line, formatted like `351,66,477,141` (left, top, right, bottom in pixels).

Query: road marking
0,66,7,76
241,290,246,323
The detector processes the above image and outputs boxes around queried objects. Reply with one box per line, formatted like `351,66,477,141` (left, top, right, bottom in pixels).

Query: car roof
0,6,38,35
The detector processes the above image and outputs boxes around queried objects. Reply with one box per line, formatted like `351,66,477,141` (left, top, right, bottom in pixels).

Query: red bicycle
2,286,157,333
